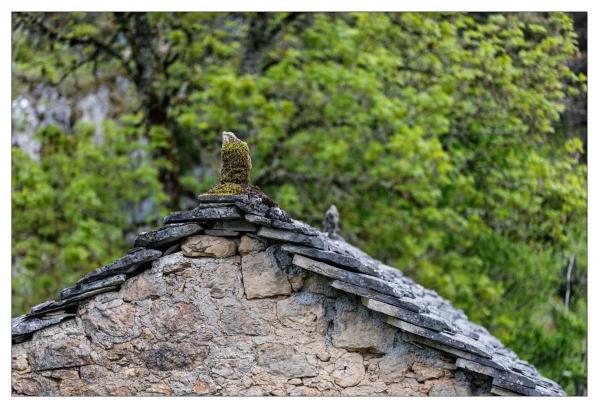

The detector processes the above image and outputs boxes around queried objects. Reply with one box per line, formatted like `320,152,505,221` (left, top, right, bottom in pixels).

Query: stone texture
282,244,377,276
13,228,554,396
455,358,536,388
213,220,257,232
181,235,236,258
258,227,325,250
134,223,203,248
77,248,162,284
276,296,325,334
361,297,452,332
238,235,266,255
387,317,492,358
241,251,291,299
12,313,75,340
331,299,395,353
121,272,167,302
256,343,317,379
293,255,423,312
28,319,93,371
205,229,240,237
60,274,127,301
164,206,242,224
245,214,320,236
331,352,365,387
13,245,495,396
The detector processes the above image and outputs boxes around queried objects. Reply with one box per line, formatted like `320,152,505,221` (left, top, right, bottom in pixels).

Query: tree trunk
114,12,182,208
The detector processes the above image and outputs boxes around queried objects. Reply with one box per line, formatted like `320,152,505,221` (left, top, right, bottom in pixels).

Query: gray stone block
246,214,319,236
213,219,257,232
386,317,492,358
77,249,162,284
282,244,378,276
361,297,452,332
293,255,420,307
329,279,425,313
164,206,242,224
456,358,537,388
134,223,203,248
205,229,240,237
12,313,75,339
60,274,127,301
258,227,325,250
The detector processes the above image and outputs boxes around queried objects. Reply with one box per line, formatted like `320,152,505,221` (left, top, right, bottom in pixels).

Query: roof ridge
11,191,564,396
12,132,565,396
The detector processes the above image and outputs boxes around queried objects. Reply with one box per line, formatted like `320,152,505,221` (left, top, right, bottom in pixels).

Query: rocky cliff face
11,235,489,396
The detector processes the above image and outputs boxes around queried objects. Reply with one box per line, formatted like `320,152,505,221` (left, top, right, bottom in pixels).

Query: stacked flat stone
11,191,565,396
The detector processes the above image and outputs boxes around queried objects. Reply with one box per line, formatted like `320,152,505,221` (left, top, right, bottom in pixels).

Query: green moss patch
205,182,245,195
221,141,251,185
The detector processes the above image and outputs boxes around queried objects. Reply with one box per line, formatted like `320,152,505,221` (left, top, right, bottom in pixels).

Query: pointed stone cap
323,204,340,238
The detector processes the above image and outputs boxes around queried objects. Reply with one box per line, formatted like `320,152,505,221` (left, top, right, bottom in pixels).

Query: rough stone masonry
11,132,565,396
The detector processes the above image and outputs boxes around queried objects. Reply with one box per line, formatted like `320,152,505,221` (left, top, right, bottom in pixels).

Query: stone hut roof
12,191,565,396
12,132,565,396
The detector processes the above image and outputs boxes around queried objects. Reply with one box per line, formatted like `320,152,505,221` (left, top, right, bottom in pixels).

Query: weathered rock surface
245,214,320,236
77,248,162,284
12,248,487,396
258,227,325,250
60,274,127,301
164,206,242,224
181,235,237,258
293,255,422,312
331,298,395,353
241,251,292,299
134,223,203,248
213,220,257,232
331,352,365,387
282,244,377,276
238,235,266,255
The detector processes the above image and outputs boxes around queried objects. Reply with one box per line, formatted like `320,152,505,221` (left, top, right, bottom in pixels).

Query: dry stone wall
11,235,490,396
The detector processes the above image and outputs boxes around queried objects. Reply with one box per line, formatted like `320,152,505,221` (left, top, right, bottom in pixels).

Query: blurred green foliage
12,12,586,394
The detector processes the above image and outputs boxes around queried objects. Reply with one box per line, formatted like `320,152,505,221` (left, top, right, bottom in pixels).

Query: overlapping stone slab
259,227,326,250
28,276,127,317
77,248,162,284
60,274,127,301
205,229,240,237
12,313,76,340
164,206,242,224
134,223,203,248
282,244,378,276
386,317,492,359
197,194,244,203
329,279,425,313
198,192,290,222
361,297,453,333
246,214,320,236
292,254,419,305
10,189,565,395
213,220,257,232
402,332,506,371
491,378,552,396
455,358,537,389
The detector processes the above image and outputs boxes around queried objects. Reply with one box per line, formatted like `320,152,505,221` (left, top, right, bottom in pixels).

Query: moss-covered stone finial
205,131,252,195
221,131,251,184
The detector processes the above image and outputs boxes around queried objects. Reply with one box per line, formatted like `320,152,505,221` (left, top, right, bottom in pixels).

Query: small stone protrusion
322,204,340,239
